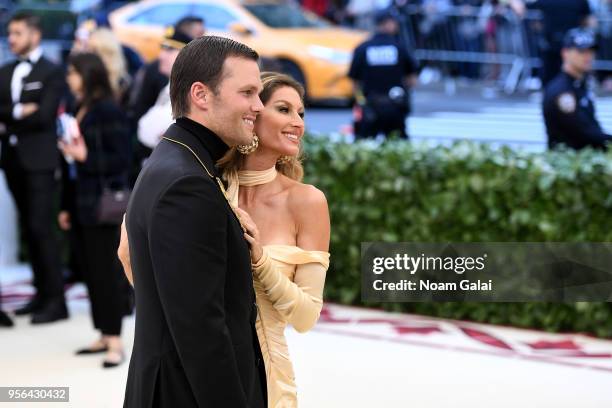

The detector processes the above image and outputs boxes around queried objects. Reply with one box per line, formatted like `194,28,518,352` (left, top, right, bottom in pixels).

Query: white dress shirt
11,46,43,120
137,84,173,149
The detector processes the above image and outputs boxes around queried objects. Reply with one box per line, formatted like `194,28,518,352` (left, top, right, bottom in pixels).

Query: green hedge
302,137,612,338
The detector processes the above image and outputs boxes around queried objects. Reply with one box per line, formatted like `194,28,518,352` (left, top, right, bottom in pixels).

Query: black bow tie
17,57,33,65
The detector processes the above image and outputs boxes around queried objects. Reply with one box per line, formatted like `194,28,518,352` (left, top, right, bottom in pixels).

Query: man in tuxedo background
0,12,67,325
123,36,267,407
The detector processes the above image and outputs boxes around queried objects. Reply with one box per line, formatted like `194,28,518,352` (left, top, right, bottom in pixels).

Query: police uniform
348,10,417,139
543,29,612,150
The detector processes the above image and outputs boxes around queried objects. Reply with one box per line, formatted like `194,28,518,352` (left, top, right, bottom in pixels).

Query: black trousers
81,225,127,336
3,150,64,301
355,100,409,140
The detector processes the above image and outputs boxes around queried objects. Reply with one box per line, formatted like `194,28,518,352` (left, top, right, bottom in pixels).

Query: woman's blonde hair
88,28,129,99
217,72,306,181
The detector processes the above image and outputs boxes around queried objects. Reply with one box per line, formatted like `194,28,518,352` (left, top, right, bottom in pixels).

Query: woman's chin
278,149,298,158
283,144,300,156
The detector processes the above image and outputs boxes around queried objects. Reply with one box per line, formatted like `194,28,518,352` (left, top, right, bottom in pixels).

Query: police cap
563,28,598,50
162,26,193,50
374,8,398,25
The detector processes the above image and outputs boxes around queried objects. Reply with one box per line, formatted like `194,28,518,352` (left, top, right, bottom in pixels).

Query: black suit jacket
124,118,265,408
0,56,64,171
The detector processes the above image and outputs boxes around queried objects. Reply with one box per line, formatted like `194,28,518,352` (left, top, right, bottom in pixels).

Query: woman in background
59,52,131,368
73,27,131,105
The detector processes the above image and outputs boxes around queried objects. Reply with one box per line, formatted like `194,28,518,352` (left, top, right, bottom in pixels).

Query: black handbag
96,187,130,225
93,127,131,225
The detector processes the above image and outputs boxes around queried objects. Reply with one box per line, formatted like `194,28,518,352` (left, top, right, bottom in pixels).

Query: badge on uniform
557,93,576,114
22,81,43,91
366,45,399,66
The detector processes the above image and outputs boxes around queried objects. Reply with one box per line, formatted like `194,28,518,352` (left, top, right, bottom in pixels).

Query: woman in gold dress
119,72,330,407
220,72,330,407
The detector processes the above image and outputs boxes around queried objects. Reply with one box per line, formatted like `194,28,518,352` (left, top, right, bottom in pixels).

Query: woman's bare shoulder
283,178,330,251
284,178,328,211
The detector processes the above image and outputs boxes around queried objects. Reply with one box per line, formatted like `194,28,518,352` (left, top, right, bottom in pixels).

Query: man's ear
31,29,42,46
561,48,570,60
190,81,210,111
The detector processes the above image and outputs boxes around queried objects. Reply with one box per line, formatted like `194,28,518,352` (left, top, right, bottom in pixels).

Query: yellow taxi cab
106,0,368,102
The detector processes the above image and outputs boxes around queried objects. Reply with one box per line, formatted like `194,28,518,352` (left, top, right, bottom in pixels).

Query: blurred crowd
0,11,204,369
301,0,612,88
302,0,611,30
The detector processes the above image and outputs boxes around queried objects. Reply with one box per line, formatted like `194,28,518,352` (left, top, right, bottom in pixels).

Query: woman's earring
276,155,292,164
237,134,259,155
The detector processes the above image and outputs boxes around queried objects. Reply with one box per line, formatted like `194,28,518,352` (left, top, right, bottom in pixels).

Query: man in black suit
0,12,67,324
124,36,267,407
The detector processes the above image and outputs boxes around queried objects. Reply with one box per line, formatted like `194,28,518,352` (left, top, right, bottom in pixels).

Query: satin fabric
225,167,330,407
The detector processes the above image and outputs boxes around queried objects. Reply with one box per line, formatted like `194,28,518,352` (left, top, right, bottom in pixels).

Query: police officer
543,28,612,150
348,8,417,140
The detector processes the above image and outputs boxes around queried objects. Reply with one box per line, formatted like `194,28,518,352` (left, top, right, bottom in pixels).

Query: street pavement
306,87,612,152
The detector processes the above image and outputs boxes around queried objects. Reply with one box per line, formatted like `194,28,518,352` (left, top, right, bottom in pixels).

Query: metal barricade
395,4,612,93
594,15,612,71
396,4,542,93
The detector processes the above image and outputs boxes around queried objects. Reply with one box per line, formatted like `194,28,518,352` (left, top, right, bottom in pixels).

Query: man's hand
21,103,39,117
118,215,133,286
58,211,71,231
354,83,366,105
405,74,418,88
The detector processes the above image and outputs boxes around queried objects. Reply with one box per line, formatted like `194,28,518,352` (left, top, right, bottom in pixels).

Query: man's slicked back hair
170,35,259,118
8,11,42,32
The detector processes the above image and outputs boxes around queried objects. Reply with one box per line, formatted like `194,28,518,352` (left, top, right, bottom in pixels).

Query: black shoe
14,295,44,315
31,298,68,324
102,349,125,369
0,311,13,327
75,345,108,355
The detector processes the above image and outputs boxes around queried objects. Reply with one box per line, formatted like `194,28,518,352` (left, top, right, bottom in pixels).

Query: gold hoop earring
276,155,292,164
237,134,259,155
